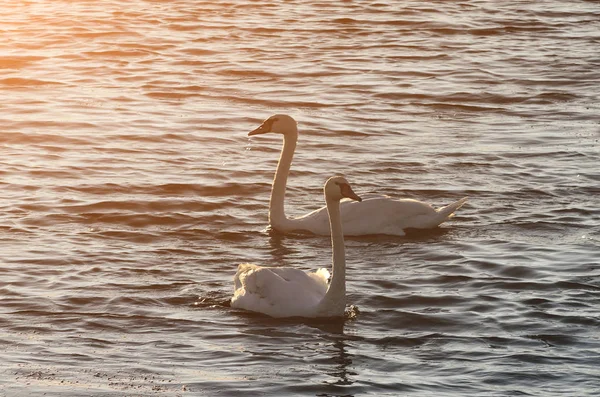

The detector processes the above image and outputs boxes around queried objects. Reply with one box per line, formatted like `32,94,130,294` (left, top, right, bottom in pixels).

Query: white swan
231,176,361,318
248,114,468,236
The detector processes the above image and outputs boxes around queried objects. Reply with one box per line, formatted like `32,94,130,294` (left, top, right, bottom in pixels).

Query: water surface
1,1,599,396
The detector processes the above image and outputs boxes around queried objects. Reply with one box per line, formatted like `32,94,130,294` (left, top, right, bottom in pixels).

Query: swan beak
248,124,269,136
341,183,362,202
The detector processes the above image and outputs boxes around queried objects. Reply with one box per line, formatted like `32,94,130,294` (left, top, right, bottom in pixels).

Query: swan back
232,263,328,318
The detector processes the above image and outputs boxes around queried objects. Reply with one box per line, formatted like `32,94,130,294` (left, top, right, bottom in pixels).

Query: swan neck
269,132,297,228
319,197,346,315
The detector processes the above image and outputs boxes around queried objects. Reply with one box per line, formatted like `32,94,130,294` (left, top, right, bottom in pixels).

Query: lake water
1,1,599,396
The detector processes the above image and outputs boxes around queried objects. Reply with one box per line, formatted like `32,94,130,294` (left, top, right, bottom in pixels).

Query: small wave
0,56,44,69
524,333,579,347
1,131,93,146
82,49,155,58
0,77,64,87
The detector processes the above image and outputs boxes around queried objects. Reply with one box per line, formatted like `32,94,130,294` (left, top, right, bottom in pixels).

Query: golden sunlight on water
1,1,599,396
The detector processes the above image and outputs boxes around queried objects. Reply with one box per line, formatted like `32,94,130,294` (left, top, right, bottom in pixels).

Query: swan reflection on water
325,338,356,387
231,313,359,393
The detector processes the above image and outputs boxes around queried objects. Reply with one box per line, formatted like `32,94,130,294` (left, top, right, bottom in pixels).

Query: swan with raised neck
249,114,299,232
248,114,468,236
231,176,361,318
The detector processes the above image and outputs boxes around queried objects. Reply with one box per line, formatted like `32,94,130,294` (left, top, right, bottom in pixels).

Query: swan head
325,176,362,203
248,114,298,137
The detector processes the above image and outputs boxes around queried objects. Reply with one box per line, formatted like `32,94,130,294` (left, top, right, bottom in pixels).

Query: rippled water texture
1,1,599,396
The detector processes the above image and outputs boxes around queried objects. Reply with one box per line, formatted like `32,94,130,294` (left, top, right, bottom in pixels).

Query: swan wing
285,196,467,236
231,263,327,318
337,197,433,235
339,197,464,236
288,197,435,236
268,266,329,296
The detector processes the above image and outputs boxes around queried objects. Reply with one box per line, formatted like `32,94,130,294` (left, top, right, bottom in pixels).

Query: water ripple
1,0,599,396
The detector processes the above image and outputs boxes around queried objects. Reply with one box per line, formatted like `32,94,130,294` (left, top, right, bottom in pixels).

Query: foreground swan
231,176,361,318
248,114,467,236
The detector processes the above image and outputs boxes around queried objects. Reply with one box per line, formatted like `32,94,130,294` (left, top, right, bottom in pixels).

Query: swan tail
233,263,258,291
232,263,267,310
308,268,330,295
436,197,468,220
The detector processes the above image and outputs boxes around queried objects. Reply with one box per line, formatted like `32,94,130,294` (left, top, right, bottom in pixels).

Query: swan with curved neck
248,114,468,236
231,176,361,318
